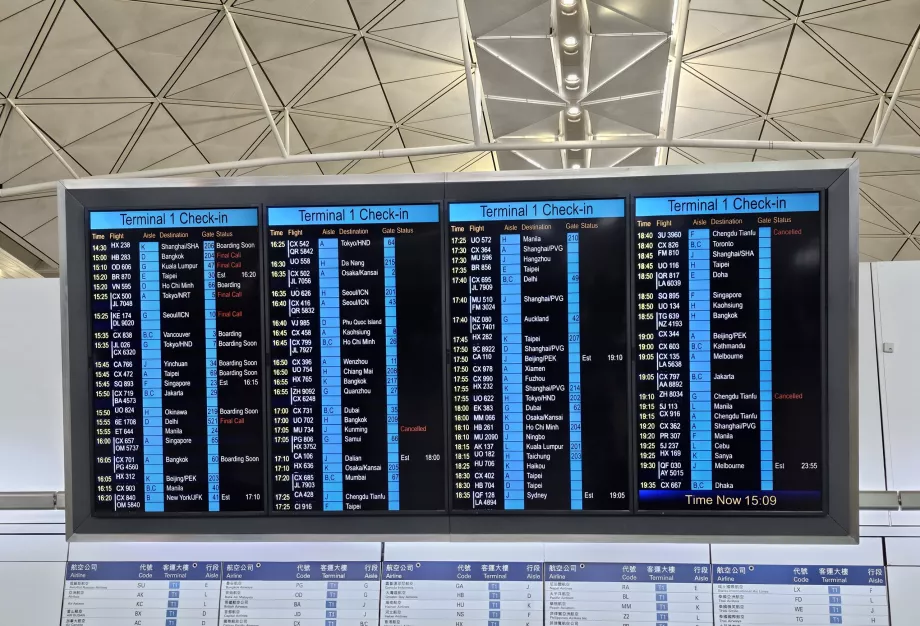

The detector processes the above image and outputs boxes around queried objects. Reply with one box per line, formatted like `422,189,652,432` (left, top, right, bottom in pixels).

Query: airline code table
633,193,823,512
382,561,543,626
544,562,714,626
448,199,630,512
267,205,445,513
89,209,265,514
62,561,222,626
220,561,381,626
713,564,888,625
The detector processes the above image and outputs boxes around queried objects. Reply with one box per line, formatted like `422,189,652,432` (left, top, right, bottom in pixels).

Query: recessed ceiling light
565,73,580,83
567,106,581,117
571,163,582,169
561,0,577,6
563,36,578,47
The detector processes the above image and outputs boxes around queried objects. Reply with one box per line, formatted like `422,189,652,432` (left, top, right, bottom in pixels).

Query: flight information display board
634,192,823,512
447,199,630,512
89,208,265,514
266,204,445,513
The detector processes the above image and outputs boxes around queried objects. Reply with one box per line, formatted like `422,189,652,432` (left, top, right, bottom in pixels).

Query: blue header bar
636,192,820,217
713,565,886,586
223,561,380,581
383,561,543,582
90,208,257,230
66,561,221,580
450,199,624,222
269,204,439,225
545,563,711,584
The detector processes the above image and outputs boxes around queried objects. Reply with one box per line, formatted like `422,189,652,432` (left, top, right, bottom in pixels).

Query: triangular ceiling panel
690,0,784,18
24,218,61,263
754,123,817,162
261,39,351,105
141,144,215,175
365,39,462,83
774,99,876,138
588,1,660,35
672,108,757,138
588,37,668,93
5,152,87,188
503,111,559,138
20,102,146,147
400,128,460,148
376,20,463,61
299,84,394,123
859,237,906,261
166,104,266,144
373,0,456,30
590,0,674,33
591,112,655,137
583,92,664,135
0,0,52,95
667,149,698,165
120,106,194,173
800,0,869,15
0,0,45,22
0,112,62,183
687,25,792,73
382,72,463,121
477,39,557,94
298,43,379,105
806,0,920,45
587,43,668,101
781,26,870,92
406,114,475,140
20,0,112,95
168,17,250,95
24,51,151,98
240,0,356,28
76,0,213,48
676,71,753,114
291,113,389,149
768,74,868,113
120,17,215,94
461,153,495,172
862,176,920,204
691,64,778,112
64,107,150,175
409,80,471,122
859,194,901,232
862,185,920,233
894,241,920,260
465,0,545,38
485,98,561,137
695,119,765,141
234,14,347,62
808,24,905,91
349,0,394,28
476,46,560,102
171,65,282,107
0,195,56,238
197,118,270,164
775,0,803,13
685,10,784,55
483,1,550,37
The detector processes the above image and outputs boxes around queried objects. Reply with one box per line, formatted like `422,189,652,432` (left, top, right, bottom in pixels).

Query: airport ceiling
0,0,919,275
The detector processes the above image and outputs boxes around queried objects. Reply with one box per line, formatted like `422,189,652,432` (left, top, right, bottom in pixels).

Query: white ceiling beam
7,99,80,179
0,136,913,199
874,25,920,145
222,5,289,158
456,0,483,146
663,0,690,143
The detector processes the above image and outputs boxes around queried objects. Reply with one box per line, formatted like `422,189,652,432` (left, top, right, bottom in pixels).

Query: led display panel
634,193,823,512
